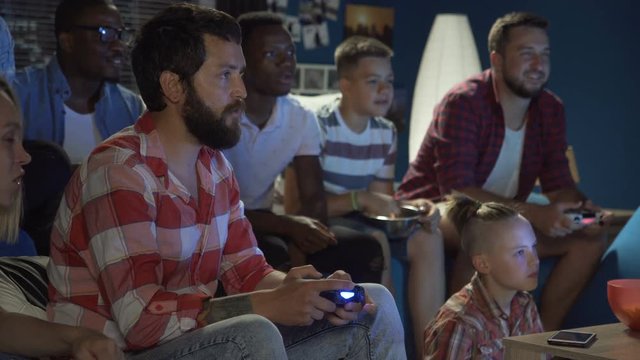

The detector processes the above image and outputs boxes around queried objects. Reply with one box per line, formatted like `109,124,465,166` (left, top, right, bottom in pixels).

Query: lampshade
408,14,481,162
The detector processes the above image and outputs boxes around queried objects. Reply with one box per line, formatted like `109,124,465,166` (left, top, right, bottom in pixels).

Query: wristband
350,191,359,211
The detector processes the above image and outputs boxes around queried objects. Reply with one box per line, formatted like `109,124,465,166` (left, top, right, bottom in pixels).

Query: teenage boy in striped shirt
287,36,445,358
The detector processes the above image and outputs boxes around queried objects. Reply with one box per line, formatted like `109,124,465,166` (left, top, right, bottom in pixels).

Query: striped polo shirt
316,97,397,194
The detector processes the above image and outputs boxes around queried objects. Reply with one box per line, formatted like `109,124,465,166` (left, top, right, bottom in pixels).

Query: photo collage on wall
266,0,340,50
287,1,403,129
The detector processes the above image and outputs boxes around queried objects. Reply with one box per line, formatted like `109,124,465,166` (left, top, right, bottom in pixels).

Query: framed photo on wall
292,63,338,95
344,4,394,49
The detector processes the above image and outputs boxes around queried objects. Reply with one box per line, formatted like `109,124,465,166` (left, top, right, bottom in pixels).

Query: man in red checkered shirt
397,12,609,331
46,4,404,359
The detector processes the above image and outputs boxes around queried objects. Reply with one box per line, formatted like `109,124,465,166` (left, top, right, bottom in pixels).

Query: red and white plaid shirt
47,112,273,351
423,273,543,359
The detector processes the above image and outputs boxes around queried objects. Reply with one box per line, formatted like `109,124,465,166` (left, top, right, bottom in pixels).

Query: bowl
607,279,640,330
364,204,423,239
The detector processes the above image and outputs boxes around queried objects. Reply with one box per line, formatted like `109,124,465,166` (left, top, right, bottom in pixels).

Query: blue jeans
128,284,405,360
281,283,406,359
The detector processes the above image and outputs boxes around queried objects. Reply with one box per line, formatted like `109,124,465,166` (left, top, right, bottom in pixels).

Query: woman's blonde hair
0,76,23,244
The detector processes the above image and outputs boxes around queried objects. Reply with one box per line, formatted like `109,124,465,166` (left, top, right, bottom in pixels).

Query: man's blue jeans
128,283,405,359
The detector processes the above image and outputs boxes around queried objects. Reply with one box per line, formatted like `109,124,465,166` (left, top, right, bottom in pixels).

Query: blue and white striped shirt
316,97,397,194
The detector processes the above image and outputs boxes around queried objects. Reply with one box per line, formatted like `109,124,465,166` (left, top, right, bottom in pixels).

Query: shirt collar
133,112,216,203
240,96,285,132
47,56,71,100
471,272,531,323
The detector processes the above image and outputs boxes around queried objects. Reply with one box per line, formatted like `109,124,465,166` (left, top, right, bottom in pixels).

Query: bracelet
350,191,359,211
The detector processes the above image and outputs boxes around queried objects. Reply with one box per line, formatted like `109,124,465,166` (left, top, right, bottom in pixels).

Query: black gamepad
320,285,366,307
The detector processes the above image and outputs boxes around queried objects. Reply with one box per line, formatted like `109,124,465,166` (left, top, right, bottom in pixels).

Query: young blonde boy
423,197,543,359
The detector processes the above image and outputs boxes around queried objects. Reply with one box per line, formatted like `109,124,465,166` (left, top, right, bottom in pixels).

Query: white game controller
564,209,603,230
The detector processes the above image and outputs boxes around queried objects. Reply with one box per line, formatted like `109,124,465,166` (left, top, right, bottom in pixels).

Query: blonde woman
0,76,30,253
0,76,123,359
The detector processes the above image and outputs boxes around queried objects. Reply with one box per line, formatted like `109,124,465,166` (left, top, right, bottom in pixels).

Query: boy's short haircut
334,36,393,78
445,195,518,255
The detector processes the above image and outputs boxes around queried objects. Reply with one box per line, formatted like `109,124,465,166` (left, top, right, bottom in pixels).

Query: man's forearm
293,155,329,223
203,294,254,324
455,187,524,208
325,192,355,217
0,311,82,357
298,193,329,223
202,271,285,324
544,186,587,204
245,209,291,236
454,186,547,218
254,270,286,290
454,186,554,224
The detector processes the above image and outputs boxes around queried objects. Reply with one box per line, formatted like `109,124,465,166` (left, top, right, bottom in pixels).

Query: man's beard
503,70,547,98
182,84,244,150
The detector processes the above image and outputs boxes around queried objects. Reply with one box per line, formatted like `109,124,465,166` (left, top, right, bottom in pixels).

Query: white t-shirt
223,95,322,210
482,126,526,198
63,104,102,164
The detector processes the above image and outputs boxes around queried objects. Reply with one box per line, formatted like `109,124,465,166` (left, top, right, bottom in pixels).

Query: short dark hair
488,12,548,54
131,3,241,111
334,36,393,78
236,11,283,52
54,0,116,37
445,195,519,254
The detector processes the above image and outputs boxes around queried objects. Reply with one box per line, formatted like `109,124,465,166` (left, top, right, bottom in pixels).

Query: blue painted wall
293,0,640,209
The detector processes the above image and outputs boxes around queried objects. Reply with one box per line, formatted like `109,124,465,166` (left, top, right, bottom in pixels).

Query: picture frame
292,63,338,95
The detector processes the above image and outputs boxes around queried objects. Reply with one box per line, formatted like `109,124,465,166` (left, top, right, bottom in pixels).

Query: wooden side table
503,323,640,359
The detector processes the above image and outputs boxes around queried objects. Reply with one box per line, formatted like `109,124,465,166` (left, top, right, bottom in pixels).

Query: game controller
564,209,603,229
320,285,366,307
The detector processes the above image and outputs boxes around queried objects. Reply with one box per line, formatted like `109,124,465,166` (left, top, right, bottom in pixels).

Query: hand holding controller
564,209,603,230
320,285,366,307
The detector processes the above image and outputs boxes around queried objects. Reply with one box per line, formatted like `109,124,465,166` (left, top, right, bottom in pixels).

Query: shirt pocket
474,338,503,360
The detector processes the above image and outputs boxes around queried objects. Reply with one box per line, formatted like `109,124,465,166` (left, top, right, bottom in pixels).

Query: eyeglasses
72,25,134,45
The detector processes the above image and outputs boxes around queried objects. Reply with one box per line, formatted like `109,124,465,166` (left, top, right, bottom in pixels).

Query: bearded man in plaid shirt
46,4,405,359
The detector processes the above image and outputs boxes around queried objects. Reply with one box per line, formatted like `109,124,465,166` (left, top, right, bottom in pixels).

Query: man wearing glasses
11,0,145,255
12,0,145,165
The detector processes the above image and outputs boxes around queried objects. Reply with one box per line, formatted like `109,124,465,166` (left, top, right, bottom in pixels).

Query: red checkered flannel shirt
47,112,273,351
423,273,543,359
396,69,575,202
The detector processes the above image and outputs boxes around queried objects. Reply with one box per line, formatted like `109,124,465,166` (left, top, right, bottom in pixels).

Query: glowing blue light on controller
340,291,355,299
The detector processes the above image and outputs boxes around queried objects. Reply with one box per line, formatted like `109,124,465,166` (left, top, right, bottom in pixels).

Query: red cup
607,279,640,330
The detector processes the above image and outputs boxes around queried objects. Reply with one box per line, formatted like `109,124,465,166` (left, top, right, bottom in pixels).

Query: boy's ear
471,254,491,275
159,71,185,105
338,77,351,95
